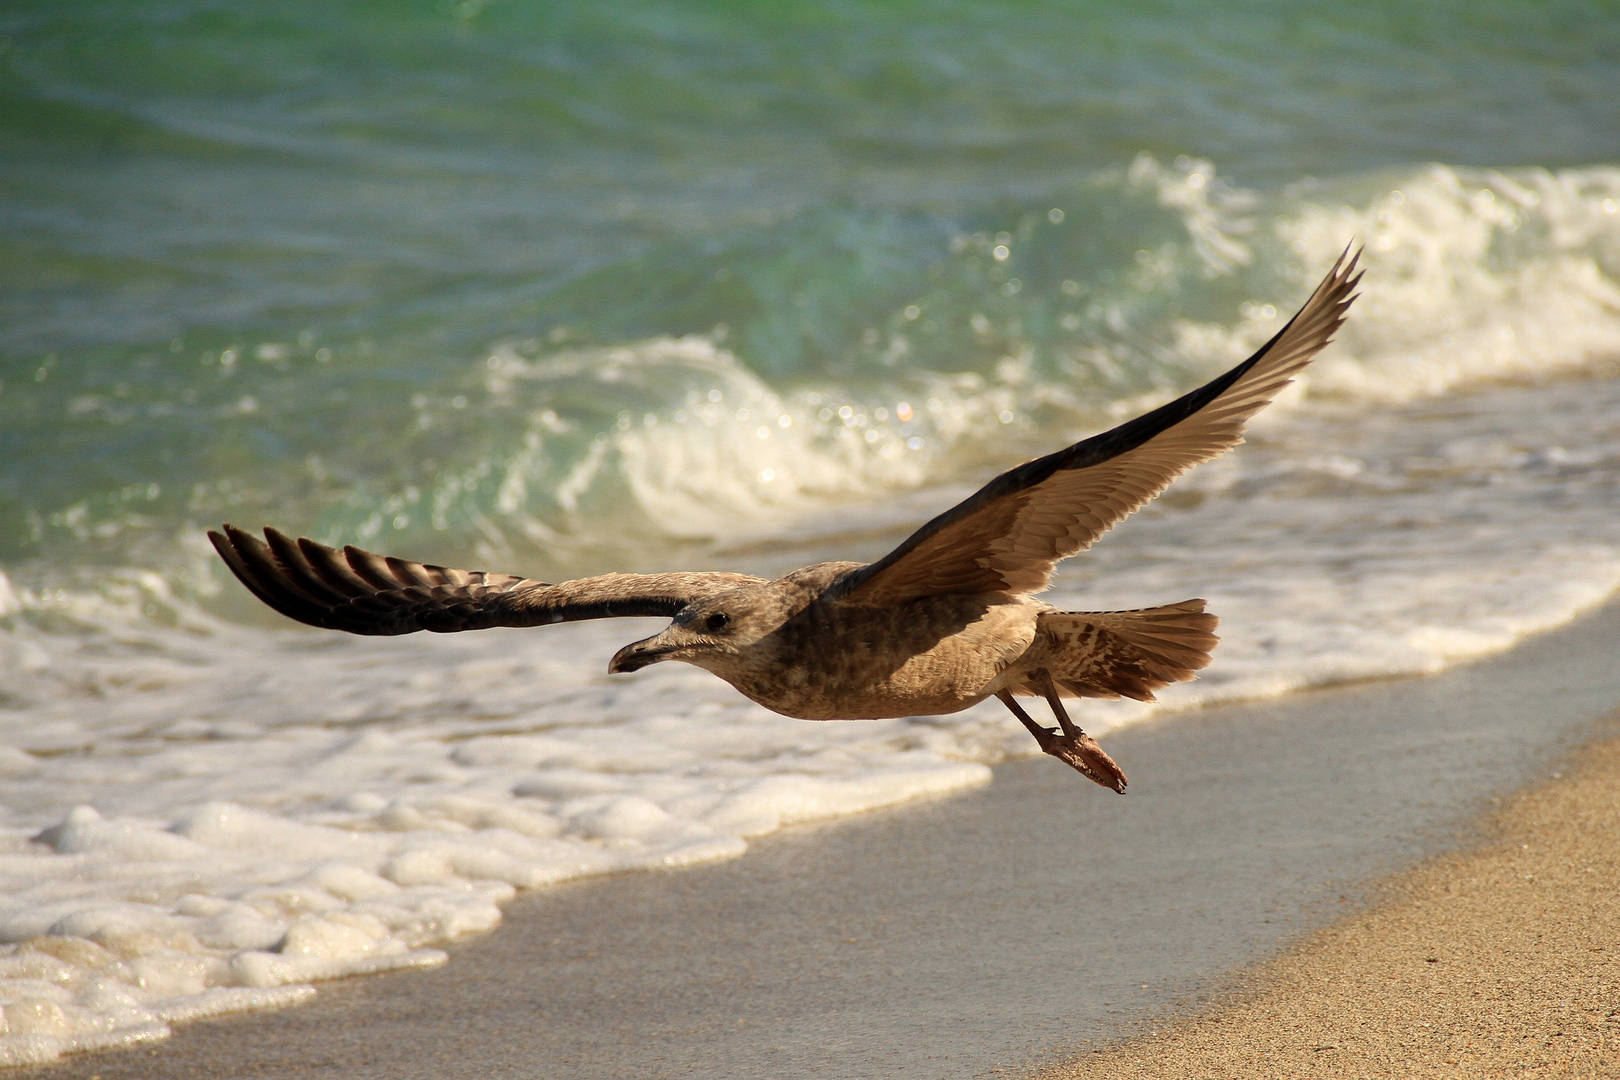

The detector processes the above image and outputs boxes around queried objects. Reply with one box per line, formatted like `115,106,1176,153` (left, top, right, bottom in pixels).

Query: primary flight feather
213,251,1361,792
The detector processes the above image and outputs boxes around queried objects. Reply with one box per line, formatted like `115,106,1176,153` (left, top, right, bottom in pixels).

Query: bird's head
607,588,784,676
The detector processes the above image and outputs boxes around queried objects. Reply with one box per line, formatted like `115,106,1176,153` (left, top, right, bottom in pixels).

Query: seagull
211,252,1359,792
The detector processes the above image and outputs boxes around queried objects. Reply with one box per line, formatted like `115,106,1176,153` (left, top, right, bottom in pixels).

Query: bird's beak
608,632,679,674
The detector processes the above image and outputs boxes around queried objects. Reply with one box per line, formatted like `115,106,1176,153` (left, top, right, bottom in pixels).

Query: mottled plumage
212,251,1360,792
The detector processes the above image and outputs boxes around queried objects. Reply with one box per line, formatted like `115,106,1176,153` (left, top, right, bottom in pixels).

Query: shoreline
1036,711,1620,1079
20,599,1620,1080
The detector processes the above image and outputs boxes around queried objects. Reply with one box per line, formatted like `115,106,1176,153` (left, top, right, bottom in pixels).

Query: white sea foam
1286,164,1620,401
1132,156,1620,407
4,369,1619,1063
456,334,1017,562
438,160,1620,561
3,162,1620,1064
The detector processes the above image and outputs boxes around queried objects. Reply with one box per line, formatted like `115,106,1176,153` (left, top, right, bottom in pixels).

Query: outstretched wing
838,249,1361,605
210,524,764,636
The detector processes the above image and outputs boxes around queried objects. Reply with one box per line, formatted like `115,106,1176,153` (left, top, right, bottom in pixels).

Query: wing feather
210,525,763,636
837,249,1361,604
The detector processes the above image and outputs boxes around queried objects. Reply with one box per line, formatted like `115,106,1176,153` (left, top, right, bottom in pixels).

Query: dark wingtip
209,523,250,571
1333,243,1365,305
208,522,336,630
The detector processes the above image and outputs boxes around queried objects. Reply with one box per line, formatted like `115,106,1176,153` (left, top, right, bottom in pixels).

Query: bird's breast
721,595,1039,720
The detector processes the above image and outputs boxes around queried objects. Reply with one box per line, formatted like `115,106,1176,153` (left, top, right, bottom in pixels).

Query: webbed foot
994,686,1128,793
1032,726,1128,793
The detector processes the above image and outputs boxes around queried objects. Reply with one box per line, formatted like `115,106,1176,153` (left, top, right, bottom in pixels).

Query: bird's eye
705,612,730,632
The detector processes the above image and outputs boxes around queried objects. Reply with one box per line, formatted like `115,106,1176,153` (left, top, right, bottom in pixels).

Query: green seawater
2,0,1618,584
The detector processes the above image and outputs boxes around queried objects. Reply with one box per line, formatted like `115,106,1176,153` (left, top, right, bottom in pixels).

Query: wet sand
23,601,1620,1080
1038,717,1620,1080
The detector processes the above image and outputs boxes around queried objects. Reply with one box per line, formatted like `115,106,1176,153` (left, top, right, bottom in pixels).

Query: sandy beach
19,600,1619,1080
1038,716,1620,1079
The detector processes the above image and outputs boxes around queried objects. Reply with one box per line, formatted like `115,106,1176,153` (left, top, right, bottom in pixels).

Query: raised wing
837,250,1361,605
210,524,764,636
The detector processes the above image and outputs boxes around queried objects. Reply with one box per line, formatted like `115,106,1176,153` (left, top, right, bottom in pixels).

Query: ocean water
2,0,1620,1065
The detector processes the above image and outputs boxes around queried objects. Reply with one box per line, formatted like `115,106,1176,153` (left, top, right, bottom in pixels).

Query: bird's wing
210,524,765,636
837,249,1361,605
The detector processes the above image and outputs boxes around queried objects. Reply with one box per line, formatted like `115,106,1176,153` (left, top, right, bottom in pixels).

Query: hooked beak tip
609,640,668,674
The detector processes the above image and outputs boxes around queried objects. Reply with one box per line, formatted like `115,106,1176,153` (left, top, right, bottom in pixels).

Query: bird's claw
1035,728,1128,794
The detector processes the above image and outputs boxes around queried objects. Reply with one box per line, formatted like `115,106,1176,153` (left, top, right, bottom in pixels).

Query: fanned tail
1024,599,1220,702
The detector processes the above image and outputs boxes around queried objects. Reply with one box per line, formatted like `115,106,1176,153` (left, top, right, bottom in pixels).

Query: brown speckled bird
212,252,1360,793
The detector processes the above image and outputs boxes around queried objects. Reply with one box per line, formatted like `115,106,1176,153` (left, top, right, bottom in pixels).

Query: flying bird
212,252,1360,793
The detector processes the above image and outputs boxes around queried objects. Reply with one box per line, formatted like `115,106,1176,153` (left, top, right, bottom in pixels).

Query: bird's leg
994,687,1125,792
994,674,1128,794
996,687,1105,789
996,689,1058,746
1040,670,1084,740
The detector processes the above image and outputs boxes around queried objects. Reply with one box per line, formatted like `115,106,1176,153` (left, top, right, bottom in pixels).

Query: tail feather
1032,598,1219,702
